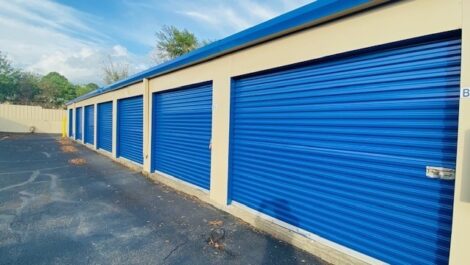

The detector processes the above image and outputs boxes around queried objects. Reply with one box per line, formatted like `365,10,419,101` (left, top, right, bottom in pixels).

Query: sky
0,0,311,86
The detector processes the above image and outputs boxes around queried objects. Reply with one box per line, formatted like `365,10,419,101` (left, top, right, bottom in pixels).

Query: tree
13,72,40,104
102,55,129,84
37,72,75,107
0,52,20,102
76,83,99,97
153,25,210,62
0,50,101,108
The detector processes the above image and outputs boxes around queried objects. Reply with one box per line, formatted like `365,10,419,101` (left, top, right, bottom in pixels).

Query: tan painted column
73,104,76,140
81,105,85,143
93,103,98,149
69,105,72,137
210,76,231,205
66,107,70,136
143,78,151,173
112,99,118,158
450,1,470,264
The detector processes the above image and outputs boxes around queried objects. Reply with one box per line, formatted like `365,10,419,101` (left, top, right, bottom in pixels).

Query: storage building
66,1,470,264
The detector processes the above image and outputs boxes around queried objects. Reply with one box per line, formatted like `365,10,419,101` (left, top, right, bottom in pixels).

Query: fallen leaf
57,138,72,145
69,158,86,165
61,145,78,153
208,220,223,226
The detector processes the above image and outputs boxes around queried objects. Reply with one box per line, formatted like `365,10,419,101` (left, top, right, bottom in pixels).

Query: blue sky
0,0,311,85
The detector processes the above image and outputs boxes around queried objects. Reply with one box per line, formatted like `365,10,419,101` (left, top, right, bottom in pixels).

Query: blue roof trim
68,0,377,105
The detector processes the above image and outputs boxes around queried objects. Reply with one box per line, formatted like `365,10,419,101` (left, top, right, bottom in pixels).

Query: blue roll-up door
75,107,82,140
118,96,143,164
97,101,113,152
68,109,73,137
230,34,460,264
84,105,94,145
152,82,212,190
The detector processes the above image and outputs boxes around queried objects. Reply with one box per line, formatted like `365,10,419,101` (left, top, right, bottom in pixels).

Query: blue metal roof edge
67,0,380,105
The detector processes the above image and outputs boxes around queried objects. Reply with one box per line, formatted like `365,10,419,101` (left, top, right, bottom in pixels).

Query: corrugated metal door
97,101,113,152
84,105,94,145
68,109,73,137
230,34,460,264
118,96,143,164
152,82,212,190
75,107,82,140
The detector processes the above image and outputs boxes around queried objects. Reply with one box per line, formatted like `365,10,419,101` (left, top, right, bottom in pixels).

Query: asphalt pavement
0,133,326,265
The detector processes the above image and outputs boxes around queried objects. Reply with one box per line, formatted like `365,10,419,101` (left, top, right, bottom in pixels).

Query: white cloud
28,49,98,83
280,0,313,10
112,45,129,57
0,0,313,86
176,0,310,34
177,6,251,32
238,0,277,21
179,11,217,25
27,48,125,85
0,0,146,85
0,0,108,44
221,8,252,30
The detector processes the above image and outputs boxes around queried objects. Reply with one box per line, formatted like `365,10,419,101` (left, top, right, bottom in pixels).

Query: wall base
73,137,379,265
144,173,378,264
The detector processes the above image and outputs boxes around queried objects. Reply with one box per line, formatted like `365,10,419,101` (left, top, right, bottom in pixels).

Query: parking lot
0,134,325,265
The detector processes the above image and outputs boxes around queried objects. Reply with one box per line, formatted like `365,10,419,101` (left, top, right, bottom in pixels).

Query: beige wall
0,104,65,133
450,0,470,263
69,82,143,158
148,0,463,208
67,1,467,264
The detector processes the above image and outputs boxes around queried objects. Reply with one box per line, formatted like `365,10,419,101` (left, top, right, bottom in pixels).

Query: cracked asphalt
0,134,326,265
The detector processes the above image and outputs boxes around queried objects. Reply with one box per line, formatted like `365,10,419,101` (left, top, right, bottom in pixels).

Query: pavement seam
163,240,189,261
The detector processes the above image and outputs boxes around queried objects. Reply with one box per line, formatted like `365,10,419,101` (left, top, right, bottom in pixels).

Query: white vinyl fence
0,104,66,133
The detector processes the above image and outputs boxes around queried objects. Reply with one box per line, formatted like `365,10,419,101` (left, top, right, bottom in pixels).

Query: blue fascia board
67,0,379,105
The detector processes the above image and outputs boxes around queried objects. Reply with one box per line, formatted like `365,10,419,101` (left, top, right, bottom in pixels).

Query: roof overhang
67,0,391,105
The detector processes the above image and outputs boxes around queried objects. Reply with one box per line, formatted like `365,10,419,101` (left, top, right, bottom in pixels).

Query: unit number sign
462,87,470,98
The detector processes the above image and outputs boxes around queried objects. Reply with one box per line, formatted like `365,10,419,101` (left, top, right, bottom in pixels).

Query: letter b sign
462,88,470,98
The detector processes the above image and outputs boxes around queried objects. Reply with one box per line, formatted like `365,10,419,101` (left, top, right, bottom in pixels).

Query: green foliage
13,72,40,104
0,51,101,108
36,72,75,107
76,83,99,97
0,52,20,102
154,25,210,61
